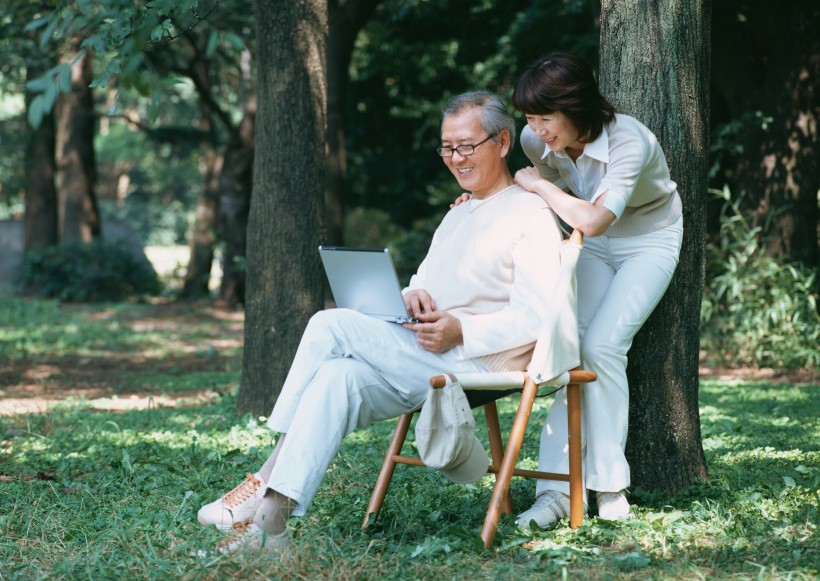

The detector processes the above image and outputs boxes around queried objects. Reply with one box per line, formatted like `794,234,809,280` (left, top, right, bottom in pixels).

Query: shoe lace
232,518,254,534
217,518,255,552
223,472,261,508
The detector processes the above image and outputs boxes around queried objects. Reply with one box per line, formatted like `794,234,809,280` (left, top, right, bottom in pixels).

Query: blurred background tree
710,0,819,267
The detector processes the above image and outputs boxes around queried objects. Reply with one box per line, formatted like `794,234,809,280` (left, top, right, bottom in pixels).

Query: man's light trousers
266,308,490,515
536,217,683,498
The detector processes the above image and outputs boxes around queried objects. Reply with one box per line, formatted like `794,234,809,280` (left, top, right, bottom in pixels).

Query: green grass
0,299,817,579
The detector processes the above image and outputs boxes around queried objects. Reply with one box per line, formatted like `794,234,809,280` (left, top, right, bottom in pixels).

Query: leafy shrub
95,110,202,246
388,213,441,286
700,187,820,368
18,239,162,302
344,206,406,249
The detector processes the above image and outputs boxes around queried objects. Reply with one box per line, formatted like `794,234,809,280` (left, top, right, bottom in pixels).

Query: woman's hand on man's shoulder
450,193,471,208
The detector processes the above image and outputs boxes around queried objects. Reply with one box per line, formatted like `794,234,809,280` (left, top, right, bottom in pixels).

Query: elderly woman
511,52,683,527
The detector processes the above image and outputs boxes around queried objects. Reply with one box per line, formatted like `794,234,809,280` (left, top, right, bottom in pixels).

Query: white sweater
404,185,563,372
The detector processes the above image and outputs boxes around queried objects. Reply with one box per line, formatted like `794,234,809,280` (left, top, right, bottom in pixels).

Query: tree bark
24,65,58,251
218,94,256,307
55,47,100,243
238,0,327,416
325,0,382,245
599,0,711,495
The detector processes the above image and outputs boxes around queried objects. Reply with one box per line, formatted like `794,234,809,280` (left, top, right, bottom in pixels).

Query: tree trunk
238,0,327,416
180,54,222,299
24,65,58,251
218,94,256,307
326,0,382,245
599,0,711,495
55,48,100,243
711,1,819,266
181,148,221,298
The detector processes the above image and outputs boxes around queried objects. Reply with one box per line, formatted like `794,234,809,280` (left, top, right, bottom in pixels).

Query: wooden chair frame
363,368,596,549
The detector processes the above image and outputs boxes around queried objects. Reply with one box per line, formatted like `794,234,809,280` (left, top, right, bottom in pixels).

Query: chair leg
480,378,539,549
483,402,513,515
363,412,414,528
566,383,584,529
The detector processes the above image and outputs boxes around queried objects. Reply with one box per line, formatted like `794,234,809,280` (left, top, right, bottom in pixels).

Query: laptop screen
318,246,416,323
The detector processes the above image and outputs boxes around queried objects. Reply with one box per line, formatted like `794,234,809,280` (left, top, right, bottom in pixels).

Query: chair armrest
430,372,526,390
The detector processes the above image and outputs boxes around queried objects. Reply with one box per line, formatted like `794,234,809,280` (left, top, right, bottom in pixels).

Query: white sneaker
198,472,267,530
515,490,587,529
218,520,290,557
596,490,631,520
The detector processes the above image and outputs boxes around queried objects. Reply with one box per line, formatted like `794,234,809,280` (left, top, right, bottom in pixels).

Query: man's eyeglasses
436,134,496,157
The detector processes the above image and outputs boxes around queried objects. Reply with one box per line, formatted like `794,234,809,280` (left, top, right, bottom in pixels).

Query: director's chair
363,230,595,548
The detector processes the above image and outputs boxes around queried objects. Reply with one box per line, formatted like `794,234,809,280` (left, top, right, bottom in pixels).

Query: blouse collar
540,124,610,163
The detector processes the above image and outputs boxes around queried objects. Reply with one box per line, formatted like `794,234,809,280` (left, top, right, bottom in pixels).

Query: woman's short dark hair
512,52,616,142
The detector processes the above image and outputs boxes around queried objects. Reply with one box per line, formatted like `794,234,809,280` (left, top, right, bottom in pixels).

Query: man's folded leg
267,308,489,437
266,357,423,516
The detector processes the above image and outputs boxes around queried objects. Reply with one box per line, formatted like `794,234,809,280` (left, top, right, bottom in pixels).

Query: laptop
318,246,418,324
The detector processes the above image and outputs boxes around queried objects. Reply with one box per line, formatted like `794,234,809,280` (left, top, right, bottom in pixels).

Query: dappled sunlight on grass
1,298,243,419
1,298,243,361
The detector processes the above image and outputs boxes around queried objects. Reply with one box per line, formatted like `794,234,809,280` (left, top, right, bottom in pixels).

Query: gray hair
441,91,517,151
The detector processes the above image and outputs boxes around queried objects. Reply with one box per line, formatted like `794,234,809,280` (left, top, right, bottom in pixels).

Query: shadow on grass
1,299,244,414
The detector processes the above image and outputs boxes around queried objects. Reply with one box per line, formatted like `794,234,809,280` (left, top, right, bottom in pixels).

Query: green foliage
7,0,601,271
389,213,441,286
2,0,251,234
701,187,820,369
0,1,43,212
23,0,228,127
342,205,441,286
344,206,406,249
18,239,162,302
709,110,774,180
95,121,203,246
347,0,598,229
0,112,26,213
0,296,817,580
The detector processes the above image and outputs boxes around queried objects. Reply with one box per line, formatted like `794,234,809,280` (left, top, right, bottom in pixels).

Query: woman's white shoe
596,490,631,520
515,490,587,529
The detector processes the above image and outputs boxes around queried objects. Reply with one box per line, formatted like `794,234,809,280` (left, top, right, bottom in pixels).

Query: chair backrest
430,229,584,396
527,229,582,385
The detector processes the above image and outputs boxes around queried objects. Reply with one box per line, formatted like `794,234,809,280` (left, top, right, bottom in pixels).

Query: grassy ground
0,298,817,580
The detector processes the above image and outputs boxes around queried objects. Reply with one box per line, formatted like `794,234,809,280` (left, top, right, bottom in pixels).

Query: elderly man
197,91,563,555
